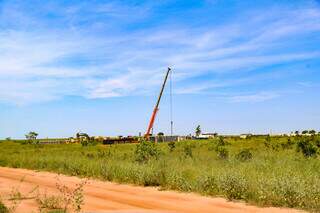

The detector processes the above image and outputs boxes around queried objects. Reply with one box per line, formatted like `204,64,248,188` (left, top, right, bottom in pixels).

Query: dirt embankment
0,167,303,213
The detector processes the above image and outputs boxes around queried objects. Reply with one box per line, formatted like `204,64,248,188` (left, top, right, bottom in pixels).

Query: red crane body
145,67,171,139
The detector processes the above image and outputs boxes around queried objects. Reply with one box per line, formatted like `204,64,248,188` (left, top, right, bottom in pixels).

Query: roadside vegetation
0,200,9,213
0,135,320,212
0,177,86,213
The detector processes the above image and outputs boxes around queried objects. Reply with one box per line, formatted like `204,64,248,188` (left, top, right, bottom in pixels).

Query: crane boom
145,67,171,139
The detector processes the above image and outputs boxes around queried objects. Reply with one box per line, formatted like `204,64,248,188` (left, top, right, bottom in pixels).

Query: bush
281,138,295,149
236,149,253,162
296,138,318,158
36,194,64,212
199,176,218,195
218,173,249,200
264,135,271,148
0,201,9,213
167,141,176,152
217,136,226,146
183,145,193,158
134,141,159,163
81,138,98,147
216,147,229,159
167,173,193,192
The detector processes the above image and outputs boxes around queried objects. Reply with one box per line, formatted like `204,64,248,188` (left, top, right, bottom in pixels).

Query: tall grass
0,136,320,211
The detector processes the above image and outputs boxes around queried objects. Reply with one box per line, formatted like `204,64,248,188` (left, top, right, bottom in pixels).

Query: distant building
196,133,217,139
240,133,252,139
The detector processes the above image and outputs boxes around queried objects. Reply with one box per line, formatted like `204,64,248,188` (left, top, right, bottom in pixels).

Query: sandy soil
0,167,303,213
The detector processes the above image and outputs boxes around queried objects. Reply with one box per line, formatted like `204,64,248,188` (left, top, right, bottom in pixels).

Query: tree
195,125,201,136
135,141,159,163
294,130,299,135
5,137,11,141
157,132,164,142
25,131,38,142
157,132,164,136
309,130,316,135
302,130,308,134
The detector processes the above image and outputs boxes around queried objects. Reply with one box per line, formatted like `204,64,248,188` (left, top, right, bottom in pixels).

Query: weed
236,149,253,162
216,146,228,159
55,178,87,213
36,193,64,212
7,182,38,212
218,173,249,200
0,200,9,213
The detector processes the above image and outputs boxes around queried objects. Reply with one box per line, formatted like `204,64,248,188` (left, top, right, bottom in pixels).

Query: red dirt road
0,167,303,213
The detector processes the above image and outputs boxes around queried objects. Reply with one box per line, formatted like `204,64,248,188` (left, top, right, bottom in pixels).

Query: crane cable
170,69,173,137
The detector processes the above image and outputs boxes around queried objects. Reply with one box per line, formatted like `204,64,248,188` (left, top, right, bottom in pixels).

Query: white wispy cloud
228,92,280,103
0,1,319,104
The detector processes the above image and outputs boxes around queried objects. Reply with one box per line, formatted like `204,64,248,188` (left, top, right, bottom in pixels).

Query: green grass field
0,136,320,212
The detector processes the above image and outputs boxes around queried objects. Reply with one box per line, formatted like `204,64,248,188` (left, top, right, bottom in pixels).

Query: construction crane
145,67,172,139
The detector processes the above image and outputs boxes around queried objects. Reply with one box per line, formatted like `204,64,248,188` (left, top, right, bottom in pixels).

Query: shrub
139,166,167,187
167,141,176,152
199,176,218,195
236,149,253,162
218,173,249,200
217,136,226,146
207,140,215,151
264,135,271,148
167,173,193,192
315,138,320,148
81,140,98,146
134,141,159,163
183,145,193,158
55,179,87,213
213,137,229,152
259,175,311,209
81,140,88,146
36,194,64,212
281,138,294,149
216,146,229,159
296,138,318,158
0,201,9,213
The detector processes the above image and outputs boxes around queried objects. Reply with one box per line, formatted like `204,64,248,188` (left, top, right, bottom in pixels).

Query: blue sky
0,0,320,138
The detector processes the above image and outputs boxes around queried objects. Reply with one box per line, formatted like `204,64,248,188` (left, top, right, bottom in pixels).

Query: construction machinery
71,132,137,145
102,136,136,145
145,67,172,139
69,67,173,144
75,132,94,145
